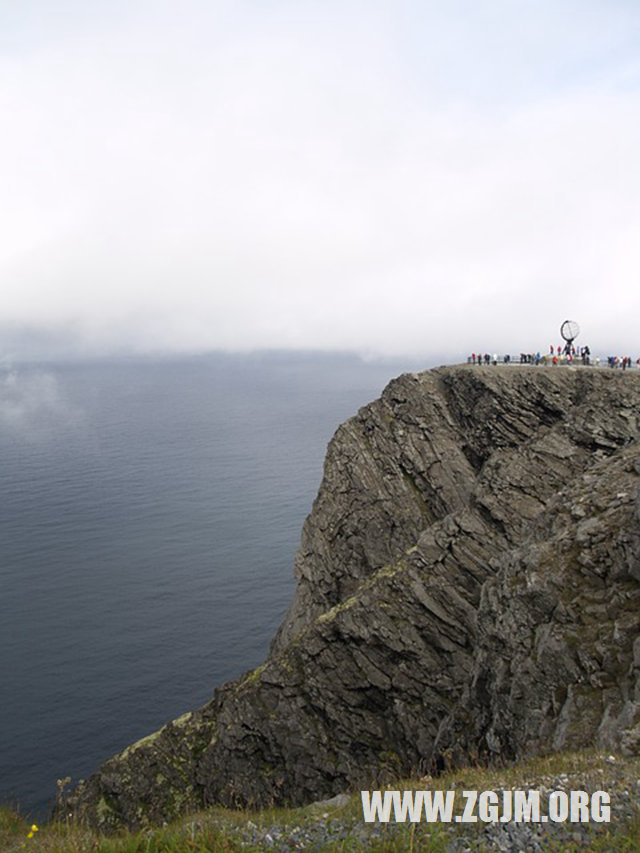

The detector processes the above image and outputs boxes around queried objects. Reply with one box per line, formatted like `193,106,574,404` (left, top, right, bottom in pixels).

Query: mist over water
0,351,430,818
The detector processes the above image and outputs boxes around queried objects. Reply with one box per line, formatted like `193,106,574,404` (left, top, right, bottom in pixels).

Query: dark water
0,351,430,819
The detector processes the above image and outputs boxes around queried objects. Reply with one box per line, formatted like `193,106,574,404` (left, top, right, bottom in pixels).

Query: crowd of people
607,356,636,369
468,346,639,368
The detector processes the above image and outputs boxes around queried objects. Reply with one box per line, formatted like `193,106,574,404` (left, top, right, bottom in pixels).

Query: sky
2,0,640,361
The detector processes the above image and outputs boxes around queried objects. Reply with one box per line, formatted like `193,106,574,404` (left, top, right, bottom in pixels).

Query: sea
0,350,432,819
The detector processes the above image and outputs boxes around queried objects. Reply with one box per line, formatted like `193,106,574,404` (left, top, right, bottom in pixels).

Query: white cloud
0,366,82,437
1,0,640,358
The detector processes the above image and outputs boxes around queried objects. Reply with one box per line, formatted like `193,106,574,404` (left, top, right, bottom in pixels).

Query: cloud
0,366,81,438
2,1,640,358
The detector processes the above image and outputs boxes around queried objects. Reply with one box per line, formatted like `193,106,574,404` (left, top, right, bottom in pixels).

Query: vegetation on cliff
5,751,640,851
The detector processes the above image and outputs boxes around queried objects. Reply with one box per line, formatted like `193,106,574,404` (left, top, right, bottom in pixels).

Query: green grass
3,750,639,852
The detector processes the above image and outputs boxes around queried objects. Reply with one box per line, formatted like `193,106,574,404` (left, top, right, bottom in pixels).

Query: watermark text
361,789,611,824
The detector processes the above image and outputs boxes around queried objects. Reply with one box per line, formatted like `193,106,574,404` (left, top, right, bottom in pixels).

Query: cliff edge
68,365,640,830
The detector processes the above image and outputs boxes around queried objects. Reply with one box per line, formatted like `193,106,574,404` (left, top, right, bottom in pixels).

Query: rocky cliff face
68,365,640,831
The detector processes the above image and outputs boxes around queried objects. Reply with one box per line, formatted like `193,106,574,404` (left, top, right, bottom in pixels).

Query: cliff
68,365,640,831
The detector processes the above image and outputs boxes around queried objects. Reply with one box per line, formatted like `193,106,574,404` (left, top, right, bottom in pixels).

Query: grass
2,750,639,852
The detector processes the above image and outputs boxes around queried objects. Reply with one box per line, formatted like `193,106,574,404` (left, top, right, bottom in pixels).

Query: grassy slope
3,750,639,852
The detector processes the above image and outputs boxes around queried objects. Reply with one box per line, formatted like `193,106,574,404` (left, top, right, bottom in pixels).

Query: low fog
2,1,640,361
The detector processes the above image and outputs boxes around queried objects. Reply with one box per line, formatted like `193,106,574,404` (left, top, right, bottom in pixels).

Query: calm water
0,351,429,818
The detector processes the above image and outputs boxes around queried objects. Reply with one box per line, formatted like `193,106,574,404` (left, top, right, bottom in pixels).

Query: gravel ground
195,754,640,852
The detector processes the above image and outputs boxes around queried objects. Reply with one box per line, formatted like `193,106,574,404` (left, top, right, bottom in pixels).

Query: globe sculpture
560,320,580,348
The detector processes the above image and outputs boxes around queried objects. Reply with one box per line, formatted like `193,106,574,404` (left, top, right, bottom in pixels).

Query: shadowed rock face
68,366,640,831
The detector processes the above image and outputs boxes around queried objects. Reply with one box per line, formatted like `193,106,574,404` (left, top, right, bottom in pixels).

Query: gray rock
66,365,640,831
308,793,350,810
